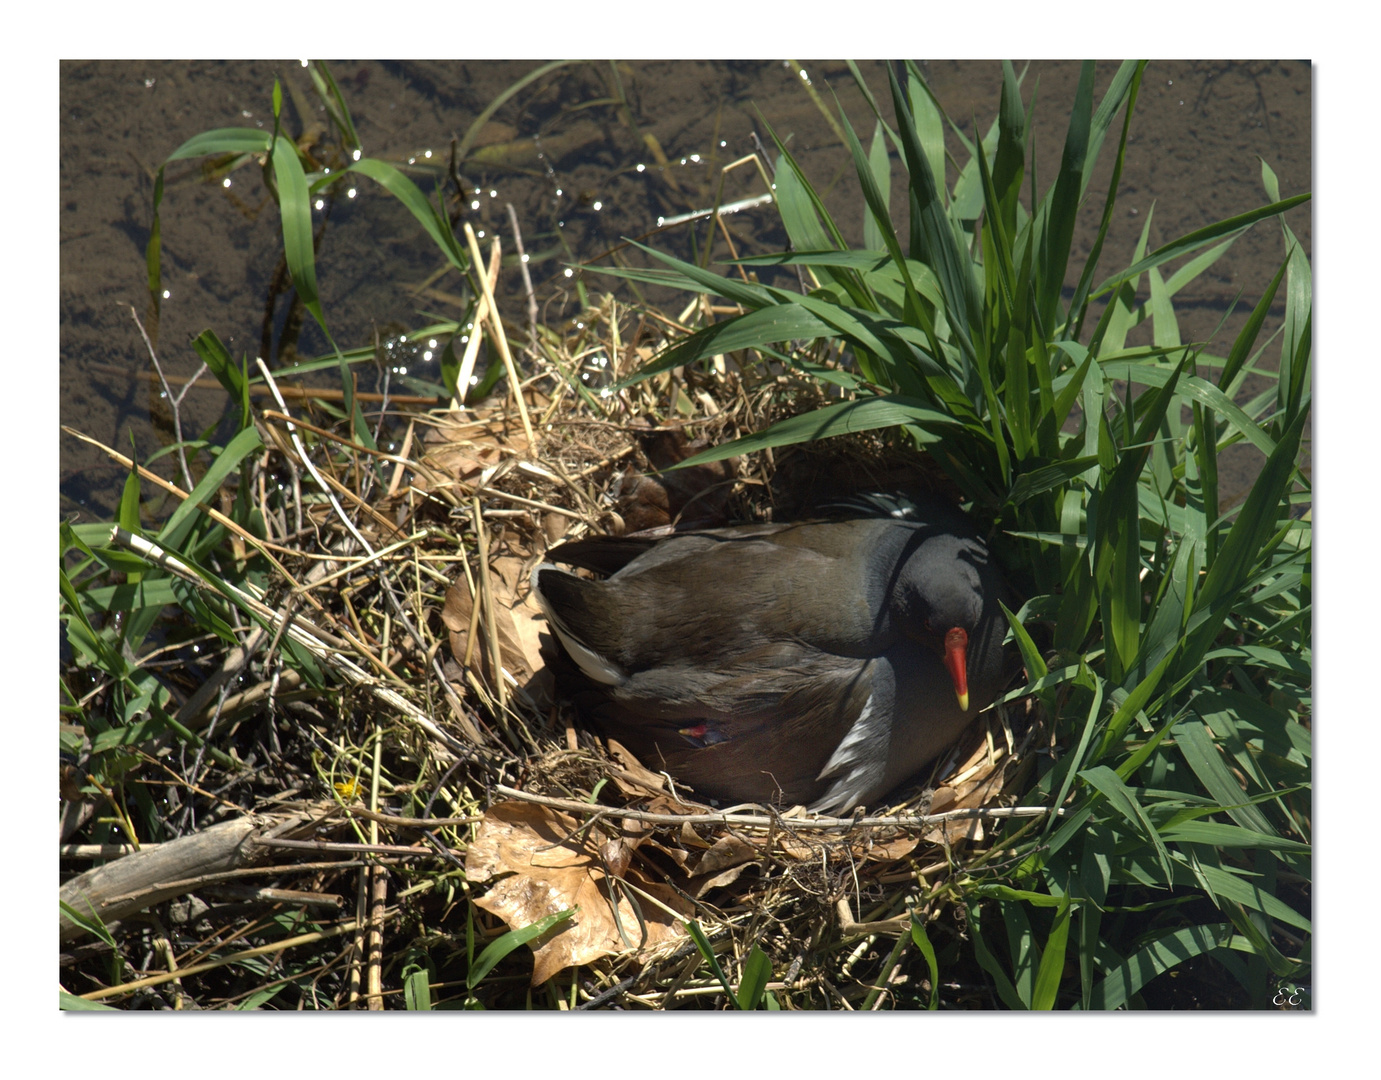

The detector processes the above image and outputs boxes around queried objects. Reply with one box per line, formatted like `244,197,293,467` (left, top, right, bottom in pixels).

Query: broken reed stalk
463,221,536,450
506,201,540,344
365,724,387,1010
456,236,503,402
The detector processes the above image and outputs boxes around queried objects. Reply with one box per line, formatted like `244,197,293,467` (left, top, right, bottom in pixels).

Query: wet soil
59,60,1311,519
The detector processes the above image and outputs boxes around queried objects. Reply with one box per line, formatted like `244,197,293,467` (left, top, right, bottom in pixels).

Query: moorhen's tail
542,535,662,577
530,565,629,687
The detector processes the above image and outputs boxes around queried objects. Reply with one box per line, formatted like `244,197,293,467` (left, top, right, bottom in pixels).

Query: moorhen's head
893,531,994,712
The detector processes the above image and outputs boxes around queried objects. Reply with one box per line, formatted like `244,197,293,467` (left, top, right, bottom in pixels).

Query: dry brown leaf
769,830,915,864
694,834,758,877
691,861,757,896
603,739,671,799
773,836,814,860
689,834,761,896
419,408,531,484
858,834,921,862
929,786,957,814
442,570,548,701
923,733,1010,846
641,837,693,873
465,800,691,985
679,821,712,850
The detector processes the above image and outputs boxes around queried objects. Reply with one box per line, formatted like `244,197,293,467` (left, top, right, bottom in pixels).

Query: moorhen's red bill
531,495,1014,812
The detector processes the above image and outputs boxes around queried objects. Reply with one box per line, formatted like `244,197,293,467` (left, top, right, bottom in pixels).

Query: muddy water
59,60,1311,520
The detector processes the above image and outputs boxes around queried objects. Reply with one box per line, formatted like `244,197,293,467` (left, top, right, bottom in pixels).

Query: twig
203,885,343,910
87,362,442,405
366,863,387,1009
256,838,442,857
76,918,366,1001
340,807,482,828
474,487,592,523
505,202,539,344
492,784,1061,831
126,303,204,492
653,191,775,229
365,726,386,1010
387,418,416,499
257,359,376,558
291,532,430,595
106,528,482,762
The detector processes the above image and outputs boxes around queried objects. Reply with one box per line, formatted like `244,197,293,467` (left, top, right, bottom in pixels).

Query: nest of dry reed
60,289,1044,1010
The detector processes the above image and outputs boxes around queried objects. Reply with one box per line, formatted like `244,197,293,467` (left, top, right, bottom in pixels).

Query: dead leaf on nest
694,833,758,877
922,728,1011,845
770,831,918,865
490,556,549,677
442,570,551,706
417,424,508,488
683,834,759,895
417,403,542,488
465,801,691,985
857,834,922,861
602,739,674,800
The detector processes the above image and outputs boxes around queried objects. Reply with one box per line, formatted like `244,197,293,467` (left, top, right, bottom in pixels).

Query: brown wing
571,643,876,807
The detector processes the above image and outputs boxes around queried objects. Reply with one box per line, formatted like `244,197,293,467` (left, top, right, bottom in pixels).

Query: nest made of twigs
61,290,1043,1010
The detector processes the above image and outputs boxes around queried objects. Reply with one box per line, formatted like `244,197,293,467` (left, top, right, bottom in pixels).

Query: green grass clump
598,60,1311,1009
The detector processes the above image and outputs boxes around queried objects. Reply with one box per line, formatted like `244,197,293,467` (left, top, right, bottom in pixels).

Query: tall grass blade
862,121,892,253
888,66,982,361
1080,923,1233,1010
736,945,773,1010
1037,61,1094,334
1068,63,1145,342
1078,765,1172,882
675,395,958,469
465,909,575,990
454,60,576,165
1031,901,1072,1009
1094,194,1309,300
348,158,469,271
307,60,361,152
909,912,942,1010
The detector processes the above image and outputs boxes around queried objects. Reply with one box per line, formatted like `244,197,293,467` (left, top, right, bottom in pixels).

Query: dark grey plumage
532,496,1014,811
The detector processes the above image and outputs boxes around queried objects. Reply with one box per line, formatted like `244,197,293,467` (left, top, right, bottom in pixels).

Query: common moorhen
531,495,1014,812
